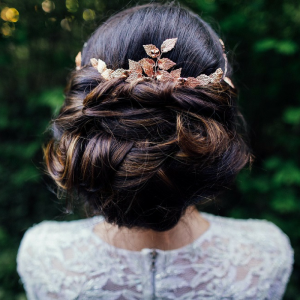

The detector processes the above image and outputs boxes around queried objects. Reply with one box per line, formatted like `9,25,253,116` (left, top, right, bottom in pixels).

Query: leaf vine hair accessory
75,38,234,88
219,38,235,88
75,51,82,71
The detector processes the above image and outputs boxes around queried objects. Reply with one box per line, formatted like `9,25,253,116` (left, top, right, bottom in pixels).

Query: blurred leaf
12,165,40,187
277,40,298,55
237,170,271,193
0,142,40,159
29,88,64,114
194,0,217,14
264,156,282,170
254,38,277,51
271,190,298,213
283,107,300,124
273,162,300,186
254,39,298,55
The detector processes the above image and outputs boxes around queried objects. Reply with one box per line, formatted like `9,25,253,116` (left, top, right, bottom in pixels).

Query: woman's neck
93,206,210,251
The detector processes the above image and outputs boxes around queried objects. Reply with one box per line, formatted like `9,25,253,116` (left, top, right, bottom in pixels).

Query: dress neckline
88,212,215,256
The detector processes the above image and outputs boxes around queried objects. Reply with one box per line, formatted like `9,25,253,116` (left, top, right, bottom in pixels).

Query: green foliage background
0,0,299,298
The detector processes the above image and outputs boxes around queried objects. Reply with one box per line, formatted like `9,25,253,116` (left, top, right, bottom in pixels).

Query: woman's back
17,3,294,299
17,212,293,300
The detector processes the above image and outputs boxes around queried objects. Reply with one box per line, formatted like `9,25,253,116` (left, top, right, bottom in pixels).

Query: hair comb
75,38,234,88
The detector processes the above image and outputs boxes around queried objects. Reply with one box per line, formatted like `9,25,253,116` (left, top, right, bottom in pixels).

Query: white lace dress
17,212,294,300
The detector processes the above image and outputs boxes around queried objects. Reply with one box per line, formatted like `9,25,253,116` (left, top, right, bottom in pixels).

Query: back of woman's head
44,3,252,231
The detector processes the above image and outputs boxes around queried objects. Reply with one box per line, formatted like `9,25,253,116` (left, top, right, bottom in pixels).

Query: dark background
0,0,299,298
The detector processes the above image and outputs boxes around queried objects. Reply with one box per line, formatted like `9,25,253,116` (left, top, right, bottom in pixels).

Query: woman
17,3,293,299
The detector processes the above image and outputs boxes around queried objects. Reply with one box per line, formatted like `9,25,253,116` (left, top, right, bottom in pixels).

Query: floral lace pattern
17,213,294,300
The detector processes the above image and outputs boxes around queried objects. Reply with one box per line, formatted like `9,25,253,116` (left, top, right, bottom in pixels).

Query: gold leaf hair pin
219,38,235,88
75,38,234,88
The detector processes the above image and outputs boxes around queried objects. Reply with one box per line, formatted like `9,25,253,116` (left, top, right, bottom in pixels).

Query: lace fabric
17,213,294,300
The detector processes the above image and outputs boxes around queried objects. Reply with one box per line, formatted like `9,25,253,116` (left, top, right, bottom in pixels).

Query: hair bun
45,68,250,231
44,3,252,231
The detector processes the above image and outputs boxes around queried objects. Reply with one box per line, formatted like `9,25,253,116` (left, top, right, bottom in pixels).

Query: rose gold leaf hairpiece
223,57,228,79
161,38,178,53
170,68,182,79
128,59,143,74
75,52,81,70
219,39,225,51
79,38,234,88
143,44,160,58
209,68,223,83
219,39,234,87
224,76,235,88
90,58,107,74
177,77,187,85
219,39,228,78
111,68,128,78
196,74,211,86
101,69,113,80
125,72,143,83
97,59,107,73
139,58,155,77
158,58,176,71
90,58,98,69
185,77,201,88
156,70,174,82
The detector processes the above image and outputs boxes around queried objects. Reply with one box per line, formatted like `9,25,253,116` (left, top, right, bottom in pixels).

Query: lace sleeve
17,222,88,300
17,223,49,299
263,222,294,300
232,220,294,300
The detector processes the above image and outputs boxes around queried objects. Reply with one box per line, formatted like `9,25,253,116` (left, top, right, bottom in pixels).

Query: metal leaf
143,44,160,58
101,69,113,80
224,76,235,88
128,59,142,74
170,68,182,79
157,58,176,70
90,58,98,69
97,59,107,74
196,74,211,86
219,38,225,51
161,38,178,53
176,77,187,86
111,68,128,78
75,52,81,70
185,77,201,88
139,58,155,77
209,68,223,83
125,72,144,83
156,70,173,82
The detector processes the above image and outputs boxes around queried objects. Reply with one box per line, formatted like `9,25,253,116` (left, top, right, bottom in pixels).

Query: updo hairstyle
44,3,252,231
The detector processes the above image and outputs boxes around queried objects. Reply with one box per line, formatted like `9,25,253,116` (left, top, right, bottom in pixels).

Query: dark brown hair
44,3,252,231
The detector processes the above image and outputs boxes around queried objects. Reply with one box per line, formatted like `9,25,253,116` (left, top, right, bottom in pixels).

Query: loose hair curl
44,3,252,231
